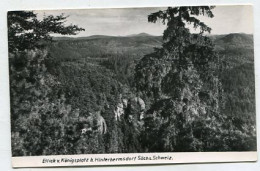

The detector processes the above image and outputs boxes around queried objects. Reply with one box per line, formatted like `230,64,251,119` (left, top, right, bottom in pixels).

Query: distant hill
53,32,156,41
217,33,253,44
213,33,253,50
49,33,254,66
53,35,116,41
210,33,254,67
52,36,75,41
53,33,253,51
50,33,163,60
127,33,154,37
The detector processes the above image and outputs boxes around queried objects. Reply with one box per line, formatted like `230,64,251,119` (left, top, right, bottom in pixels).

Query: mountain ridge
52,32,159,41
53,33,253,45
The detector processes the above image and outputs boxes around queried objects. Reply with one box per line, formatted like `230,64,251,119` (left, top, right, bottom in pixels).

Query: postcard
8,5,257,167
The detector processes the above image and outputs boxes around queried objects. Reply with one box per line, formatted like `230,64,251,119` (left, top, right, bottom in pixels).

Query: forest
9,7,256,156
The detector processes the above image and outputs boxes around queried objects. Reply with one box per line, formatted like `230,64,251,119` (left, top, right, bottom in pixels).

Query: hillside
11,31,256,156
214,33,253,50
10,7,257,157
49,34,163,64
48,33,255,120
49,33,253,67
214,34,254,67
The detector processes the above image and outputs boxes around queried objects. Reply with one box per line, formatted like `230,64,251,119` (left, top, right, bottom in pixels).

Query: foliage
135,6,256,152
9,11,88,156
10,8,256,156
8,11,85,53
10,50,76,155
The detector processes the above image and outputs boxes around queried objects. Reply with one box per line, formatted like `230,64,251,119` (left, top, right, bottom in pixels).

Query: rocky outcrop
80,111,107,135
114,94,146,122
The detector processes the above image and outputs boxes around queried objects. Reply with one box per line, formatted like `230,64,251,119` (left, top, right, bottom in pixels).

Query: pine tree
9,11,85,156
136,6,226,151
8,11,85,53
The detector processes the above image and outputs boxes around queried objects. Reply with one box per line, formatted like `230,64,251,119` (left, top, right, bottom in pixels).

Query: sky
34,5,254,37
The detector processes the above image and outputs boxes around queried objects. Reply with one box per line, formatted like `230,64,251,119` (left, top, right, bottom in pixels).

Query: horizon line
51,32,253,38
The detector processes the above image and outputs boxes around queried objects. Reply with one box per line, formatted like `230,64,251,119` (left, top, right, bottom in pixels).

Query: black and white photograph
8,5,257,167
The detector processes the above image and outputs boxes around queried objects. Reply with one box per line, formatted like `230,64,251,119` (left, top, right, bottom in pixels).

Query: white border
12,152,257,168
9,5,258,168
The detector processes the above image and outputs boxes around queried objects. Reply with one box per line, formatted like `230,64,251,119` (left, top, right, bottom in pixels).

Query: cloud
34,5,253,37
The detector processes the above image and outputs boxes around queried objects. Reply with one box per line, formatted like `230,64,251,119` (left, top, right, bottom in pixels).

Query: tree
135,6,218,100
9,11,86,156
136,6,227,151
8,11,85,53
